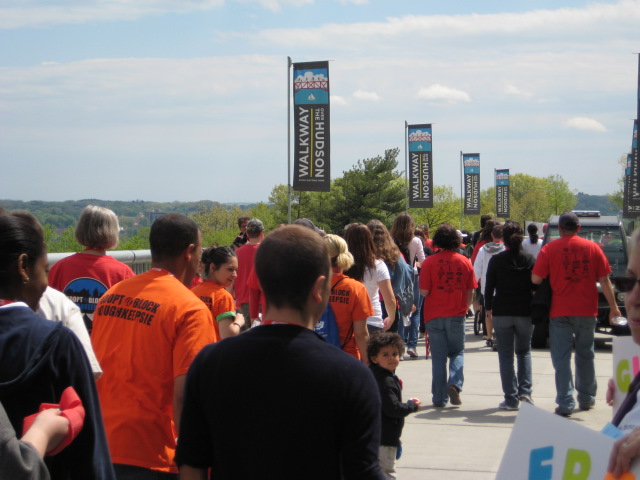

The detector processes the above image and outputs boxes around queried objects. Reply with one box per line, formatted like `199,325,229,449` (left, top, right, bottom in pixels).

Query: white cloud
330,95,350,106
352,89,380,102
563,117,608,132
504,84,533,99
252,1,640,51
416,84,470,103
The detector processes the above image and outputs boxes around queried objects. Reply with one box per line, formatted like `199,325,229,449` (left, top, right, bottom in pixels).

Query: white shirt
522,239,543,259
362,259,391,328
37,287,102,375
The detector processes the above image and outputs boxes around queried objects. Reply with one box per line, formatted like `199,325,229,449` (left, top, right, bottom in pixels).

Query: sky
1,0,639,204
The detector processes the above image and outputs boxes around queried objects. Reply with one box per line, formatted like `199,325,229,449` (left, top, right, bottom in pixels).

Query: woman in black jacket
484,220,536,411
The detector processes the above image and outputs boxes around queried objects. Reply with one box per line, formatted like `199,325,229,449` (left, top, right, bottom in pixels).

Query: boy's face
370,345,401,372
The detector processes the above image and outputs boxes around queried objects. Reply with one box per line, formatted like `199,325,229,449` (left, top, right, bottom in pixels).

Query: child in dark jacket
368,332,421,479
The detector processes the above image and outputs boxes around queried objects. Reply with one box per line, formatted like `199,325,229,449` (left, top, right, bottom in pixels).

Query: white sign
496,403,640,480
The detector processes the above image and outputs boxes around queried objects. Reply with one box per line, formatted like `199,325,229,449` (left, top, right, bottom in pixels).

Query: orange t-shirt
191,280,236,339
92,269,216,473
328,272,374,359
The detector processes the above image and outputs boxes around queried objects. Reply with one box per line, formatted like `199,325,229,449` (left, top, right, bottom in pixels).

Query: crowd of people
0,204,638,479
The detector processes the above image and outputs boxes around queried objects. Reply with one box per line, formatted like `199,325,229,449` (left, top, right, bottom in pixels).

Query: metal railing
47,250,152,275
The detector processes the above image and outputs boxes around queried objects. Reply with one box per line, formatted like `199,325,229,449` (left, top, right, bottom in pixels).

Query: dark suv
530,211,629,348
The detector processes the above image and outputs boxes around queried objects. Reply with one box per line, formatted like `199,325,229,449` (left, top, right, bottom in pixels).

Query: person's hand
22,408,70,456
411,304,417,314
382,317,392,331
608,427,640,478
234,313,246,328
610,307,623,323
606,377,616,406
410,398,422,410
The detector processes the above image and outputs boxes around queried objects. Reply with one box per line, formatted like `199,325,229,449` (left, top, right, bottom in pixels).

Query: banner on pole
496,169,510,218
623,153,640,217
292,61,331,192
408,124,433,208
629,121,640,210
463,153,480,215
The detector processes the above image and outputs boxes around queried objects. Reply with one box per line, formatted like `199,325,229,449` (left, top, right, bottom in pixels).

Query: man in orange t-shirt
92,214,217,478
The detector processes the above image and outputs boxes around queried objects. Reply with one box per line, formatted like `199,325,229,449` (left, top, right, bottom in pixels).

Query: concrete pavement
393,318,615,479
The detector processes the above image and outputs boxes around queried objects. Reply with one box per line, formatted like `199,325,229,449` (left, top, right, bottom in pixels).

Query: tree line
2,148,621,253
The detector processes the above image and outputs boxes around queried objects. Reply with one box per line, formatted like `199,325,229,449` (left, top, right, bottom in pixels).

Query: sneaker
579,400,595,411
554,406,573,417
486,338,494,348
447,385,462,406
407,349,418,359
492,339,498,352
499,401,519,411
519,395,534,405
433,402,446,408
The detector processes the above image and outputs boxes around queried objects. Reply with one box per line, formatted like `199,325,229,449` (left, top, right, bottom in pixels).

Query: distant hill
573,193,620,216
0,199,257,230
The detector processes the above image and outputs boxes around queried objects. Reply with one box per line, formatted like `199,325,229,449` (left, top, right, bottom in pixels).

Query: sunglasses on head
613,276,640,293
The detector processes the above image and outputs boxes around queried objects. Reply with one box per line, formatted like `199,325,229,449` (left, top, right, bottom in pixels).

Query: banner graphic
293,61,331,192
496,169,510,218
463,153,480,215
408,124,433,208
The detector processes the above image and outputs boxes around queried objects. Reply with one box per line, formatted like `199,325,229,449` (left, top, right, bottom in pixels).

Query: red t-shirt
327,272,374,359
419,250,477,322
235,243,260,305
48,252,135,333
532,234,611,318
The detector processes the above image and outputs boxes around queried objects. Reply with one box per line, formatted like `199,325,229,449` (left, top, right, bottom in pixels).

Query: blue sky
1,0,639,203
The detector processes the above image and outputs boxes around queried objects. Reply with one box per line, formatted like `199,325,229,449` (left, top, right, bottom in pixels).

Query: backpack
314,278,353,349
389,256,415,317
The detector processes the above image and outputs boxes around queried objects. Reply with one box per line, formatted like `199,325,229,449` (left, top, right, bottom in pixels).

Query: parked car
530,210,629,348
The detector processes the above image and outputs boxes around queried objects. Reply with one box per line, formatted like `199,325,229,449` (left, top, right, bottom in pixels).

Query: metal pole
405,121,409,211
287,56,292,224
460,151,464,229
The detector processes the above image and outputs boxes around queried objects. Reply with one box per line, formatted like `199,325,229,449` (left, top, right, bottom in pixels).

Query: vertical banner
462,153,480,215
495,169,510,218
630,120,640,209
408,124,433,208
293,61,330,192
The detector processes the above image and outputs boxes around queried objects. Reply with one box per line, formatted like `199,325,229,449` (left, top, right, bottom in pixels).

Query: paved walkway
394,318,615,479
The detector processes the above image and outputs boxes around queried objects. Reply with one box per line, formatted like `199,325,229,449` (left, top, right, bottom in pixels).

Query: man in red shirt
234,218,265,328
532,212,621,417
419,223,477,407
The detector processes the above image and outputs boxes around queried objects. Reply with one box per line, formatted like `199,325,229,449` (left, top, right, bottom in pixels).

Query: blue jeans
549,316,597,411
426,316,465,405
114,464,178,480
493,316,533,407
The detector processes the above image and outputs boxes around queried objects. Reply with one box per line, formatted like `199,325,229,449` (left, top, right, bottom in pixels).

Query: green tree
608,154,627,209
545,174,576,215
410,185,464,230
325,148,405,232
117,227,151,250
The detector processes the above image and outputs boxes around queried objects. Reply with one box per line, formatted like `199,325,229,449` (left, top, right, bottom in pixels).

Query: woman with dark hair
0,212,115,479
471,219,496,264
390,213,425,358
344,223,396,335
419,223,477,407
522,223,543,259
48,205,135,334
483,220,536,410
191,246,245,339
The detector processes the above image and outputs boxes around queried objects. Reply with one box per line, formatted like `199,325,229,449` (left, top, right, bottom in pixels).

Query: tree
545,174,576,215
608,154,627,209
410,185,463,230
325,149,405,231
